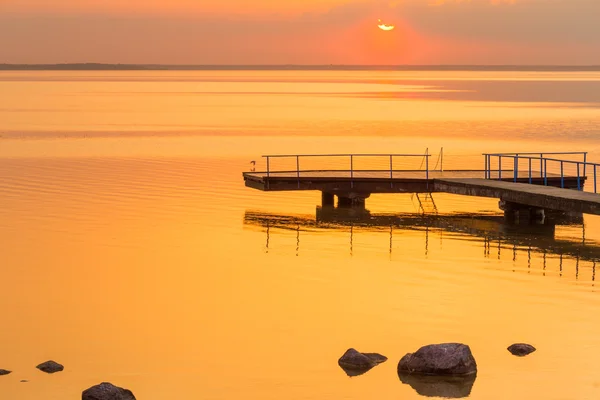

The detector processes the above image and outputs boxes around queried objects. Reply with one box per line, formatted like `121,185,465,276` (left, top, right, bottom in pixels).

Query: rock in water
82,382,136,400
0,369,11,376
363,353,388,364
507,343,536,356
36,360,64,374
338,348,387,376
398,343,477,376
338,348,375,370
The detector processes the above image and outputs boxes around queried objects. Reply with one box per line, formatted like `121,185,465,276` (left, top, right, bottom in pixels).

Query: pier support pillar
321,192,335,207
337,193,370,209
338,196,354,208
500,200,546,224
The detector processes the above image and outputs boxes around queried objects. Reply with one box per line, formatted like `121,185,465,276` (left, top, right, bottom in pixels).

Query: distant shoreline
1,64,600,72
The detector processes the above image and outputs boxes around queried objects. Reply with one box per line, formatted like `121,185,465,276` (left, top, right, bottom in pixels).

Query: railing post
296,155,300,189
498,155,502,180
540,153,543,178
389,155,393,188
584,152,588,178
266,156,270,177
484,155,488,179
595,165,597,194
514,155,518,183
528,158,532,184
266,156,270,190
560,161,564,188
544,159,548,186
426,151,429,182
350,155,354,189
577,162,581,191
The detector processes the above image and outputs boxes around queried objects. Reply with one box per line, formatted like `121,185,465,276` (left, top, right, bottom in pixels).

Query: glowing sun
378,19,395,31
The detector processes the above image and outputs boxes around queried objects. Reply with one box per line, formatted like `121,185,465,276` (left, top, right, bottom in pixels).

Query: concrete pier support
337,192,370,208
321,192,335,207
338,196,354,208
500,200,546,224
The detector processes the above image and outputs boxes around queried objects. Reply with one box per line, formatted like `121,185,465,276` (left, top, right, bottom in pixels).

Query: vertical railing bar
425,150,429,184
498,155,502,180
584,152,588,178
577,162,581,191
296,155,300,189
390,155,393,188
544,159,548,186
561,161,564,188
540,153,543,178
484,154,488,179
595,165,597,194
266,156,270,177
350,155,354,189
514,155,518,183
528,157,532,184
266,156,270,190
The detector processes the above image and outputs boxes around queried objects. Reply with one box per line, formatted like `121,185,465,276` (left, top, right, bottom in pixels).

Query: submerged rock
398,343,477,376
398,372,477,398
82,382,136,400
0,369,11,376
338,348,387,376
36,360,64,374
507,343,536,356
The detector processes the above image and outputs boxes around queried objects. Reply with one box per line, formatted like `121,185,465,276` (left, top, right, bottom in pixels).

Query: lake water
1,70,600,399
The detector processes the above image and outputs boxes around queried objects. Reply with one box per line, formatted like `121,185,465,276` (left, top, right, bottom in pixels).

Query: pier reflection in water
244,206,599,283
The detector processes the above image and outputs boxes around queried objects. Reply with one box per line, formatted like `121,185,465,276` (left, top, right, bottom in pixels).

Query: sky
0,0,599,65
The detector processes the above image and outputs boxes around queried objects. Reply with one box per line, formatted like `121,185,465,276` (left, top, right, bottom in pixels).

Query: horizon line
1,63,600,71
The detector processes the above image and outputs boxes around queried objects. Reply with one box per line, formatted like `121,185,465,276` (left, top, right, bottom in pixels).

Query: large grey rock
507,343,536,356
0,369,11,376
398,373,477,398
398,343,477,376
36,360,64,374
82,382,136,400
338,348,387,376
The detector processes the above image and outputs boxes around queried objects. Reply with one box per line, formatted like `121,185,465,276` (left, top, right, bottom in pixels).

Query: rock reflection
338,365,373,377
398,373,477,398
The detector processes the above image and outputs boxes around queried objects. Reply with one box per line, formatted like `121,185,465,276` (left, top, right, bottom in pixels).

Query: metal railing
259,151,432,189
483,152,600,193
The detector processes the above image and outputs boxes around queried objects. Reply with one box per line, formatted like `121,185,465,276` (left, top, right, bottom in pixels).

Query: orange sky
0,0,599,64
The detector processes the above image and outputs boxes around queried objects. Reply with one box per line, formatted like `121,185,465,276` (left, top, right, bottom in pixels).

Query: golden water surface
1,70,600,399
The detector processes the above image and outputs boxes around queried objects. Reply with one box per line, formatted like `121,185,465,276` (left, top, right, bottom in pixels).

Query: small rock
338,348,387,376
20,380,28,383
0,369,11,376
363,353,388,364
398,343,477,376
507,343,536,356
82,382,136,400
36,360,64,374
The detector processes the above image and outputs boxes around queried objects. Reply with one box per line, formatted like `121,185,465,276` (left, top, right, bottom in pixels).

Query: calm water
1,70,600,399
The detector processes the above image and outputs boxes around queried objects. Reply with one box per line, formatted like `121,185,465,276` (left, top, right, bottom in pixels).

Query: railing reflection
245,206,599,282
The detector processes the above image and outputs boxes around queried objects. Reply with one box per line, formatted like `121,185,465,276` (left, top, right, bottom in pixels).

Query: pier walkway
243,151,600,215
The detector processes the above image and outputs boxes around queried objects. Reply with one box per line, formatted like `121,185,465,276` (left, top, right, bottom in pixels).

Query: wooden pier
243,152,600,216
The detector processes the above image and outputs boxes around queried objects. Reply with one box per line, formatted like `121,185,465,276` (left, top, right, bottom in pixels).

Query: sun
378,19,395,31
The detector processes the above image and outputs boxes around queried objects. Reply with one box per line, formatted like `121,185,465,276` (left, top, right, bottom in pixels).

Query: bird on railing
250,160,256,172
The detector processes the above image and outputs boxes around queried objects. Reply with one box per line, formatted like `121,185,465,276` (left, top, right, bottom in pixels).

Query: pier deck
243,152,600,215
